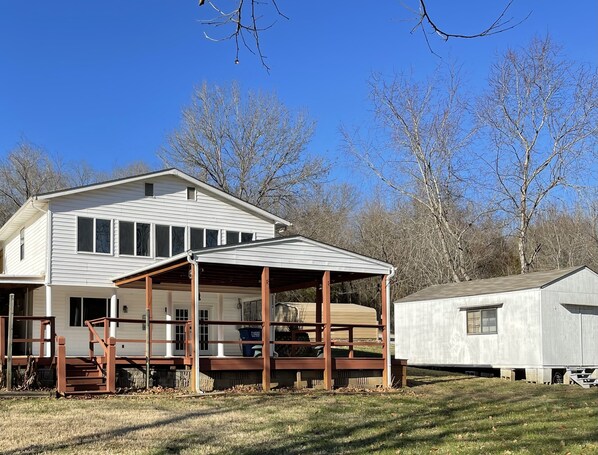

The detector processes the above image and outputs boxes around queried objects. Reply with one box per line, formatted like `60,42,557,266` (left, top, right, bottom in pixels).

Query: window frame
145,182,154,197
69,297,119,327
466,307,498,335
117,220,152,257
76,216,112,255
225,230,255,245
154,224,186,258
186,186,196,201
189,227,221,250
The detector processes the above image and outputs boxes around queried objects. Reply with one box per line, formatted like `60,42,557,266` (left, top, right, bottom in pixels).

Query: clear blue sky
0,1,596,183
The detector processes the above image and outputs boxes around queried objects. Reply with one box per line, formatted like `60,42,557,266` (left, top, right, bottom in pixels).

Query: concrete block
500,369,515,381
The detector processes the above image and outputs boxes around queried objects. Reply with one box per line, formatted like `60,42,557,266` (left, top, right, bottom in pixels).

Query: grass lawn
1,368,597,454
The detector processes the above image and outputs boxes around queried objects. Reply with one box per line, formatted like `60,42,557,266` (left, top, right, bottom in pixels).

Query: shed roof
395,266,590,303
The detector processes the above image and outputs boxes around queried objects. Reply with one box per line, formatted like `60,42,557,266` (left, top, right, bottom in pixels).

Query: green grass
1,368,597,454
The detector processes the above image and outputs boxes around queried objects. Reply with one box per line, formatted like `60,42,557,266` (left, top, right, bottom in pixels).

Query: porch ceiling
115,259,380,291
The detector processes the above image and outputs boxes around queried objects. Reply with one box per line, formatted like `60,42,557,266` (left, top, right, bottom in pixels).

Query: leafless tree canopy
161,82,327,215
478,37,598,273
346,68,478,282
0,142,69,224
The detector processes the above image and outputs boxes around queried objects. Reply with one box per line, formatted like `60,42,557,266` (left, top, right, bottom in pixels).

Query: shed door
581,307,598,365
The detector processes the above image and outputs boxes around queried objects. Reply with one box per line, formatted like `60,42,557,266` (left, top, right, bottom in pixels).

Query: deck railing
0,316,56,364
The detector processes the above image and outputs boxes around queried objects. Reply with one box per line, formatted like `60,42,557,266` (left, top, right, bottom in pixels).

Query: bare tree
478,36,598,273
346,68,478,282
161,82,327,215
0,142,69,225
198,1,528,69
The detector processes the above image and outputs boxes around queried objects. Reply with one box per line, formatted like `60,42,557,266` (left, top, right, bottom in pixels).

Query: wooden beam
381,274,388,388
322,271,332,391
271,279,319,293
113,259,189,287
315,285,322,342
261,267,271,391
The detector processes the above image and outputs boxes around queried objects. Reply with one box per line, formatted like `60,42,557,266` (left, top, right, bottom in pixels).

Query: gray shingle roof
395,266,589,303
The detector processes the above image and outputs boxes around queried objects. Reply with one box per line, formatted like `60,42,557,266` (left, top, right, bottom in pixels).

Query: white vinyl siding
2,211,47,276
49,174,274,286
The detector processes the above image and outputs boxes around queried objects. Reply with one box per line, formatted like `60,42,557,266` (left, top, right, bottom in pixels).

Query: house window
0,249,4,273
136,223,151,256
155,225,186,257
187,187,196,200
172,226,185,255
206,229,219,247
155,224,170,257
119,221,135,255
190,228,204,250
19,229,25,260
145,183,154,197
77,217,111,254
467,308,498,334
190,228,220,249
226,231,240,245
69,297,110,327
226,231,254,245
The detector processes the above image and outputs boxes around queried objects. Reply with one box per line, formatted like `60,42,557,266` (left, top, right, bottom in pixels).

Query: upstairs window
226,231,254,245
189,228,220,250
187,187,196,200
136,223,151,256
467,308,498,334
145,183,154,197
77,217,111,254
155,225,186,257
19,228,25,261
119,221,151,257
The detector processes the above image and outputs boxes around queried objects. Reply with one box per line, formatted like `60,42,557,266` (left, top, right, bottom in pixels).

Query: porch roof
113,236,393,291
0,274,45,289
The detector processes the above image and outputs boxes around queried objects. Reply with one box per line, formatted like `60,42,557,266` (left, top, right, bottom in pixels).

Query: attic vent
187,187,196,200
145,183,154,197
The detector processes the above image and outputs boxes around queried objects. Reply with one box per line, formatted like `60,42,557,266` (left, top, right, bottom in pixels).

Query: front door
174,307,189,356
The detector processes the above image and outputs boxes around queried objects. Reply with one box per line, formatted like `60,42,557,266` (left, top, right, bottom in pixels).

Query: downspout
386,266,396,387
186,251,202,393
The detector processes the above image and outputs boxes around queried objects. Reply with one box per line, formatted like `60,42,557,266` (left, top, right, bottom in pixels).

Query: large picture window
69,297,111,327
77,217,111,254
467,308,498,334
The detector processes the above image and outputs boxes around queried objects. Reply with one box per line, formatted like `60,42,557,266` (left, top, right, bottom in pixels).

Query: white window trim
188,226,221,250
76,217,113,256
19,228,25,261
465,307,499,335
118,220,153,258
68,296,111,328
155,224,187,258
224,230,255,245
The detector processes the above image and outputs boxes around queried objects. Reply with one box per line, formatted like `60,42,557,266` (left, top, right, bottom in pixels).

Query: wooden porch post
261,267,271,391
381,275,388,388
315,285,322,342
322,271,332,391
145,276,153,389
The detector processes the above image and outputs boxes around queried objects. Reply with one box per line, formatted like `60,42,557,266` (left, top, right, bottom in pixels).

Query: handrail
0,315,56,364
85,320,109,359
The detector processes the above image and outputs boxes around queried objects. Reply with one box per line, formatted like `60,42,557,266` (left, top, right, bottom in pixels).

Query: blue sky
0,1,596,184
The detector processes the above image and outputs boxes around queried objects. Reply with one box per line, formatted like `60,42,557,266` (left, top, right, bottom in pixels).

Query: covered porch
70,236,399,393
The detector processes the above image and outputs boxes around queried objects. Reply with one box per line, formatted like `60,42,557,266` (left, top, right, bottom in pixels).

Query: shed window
467,308,497,334
77,217,111,254
145,183,154,197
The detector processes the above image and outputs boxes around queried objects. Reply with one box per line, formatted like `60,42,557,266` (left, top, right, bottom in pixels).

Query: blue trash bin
238,327,262,357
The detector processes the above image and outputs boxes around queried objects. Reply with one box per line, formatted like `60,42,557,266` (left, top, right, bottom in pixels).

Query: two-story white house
0,169,397,394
